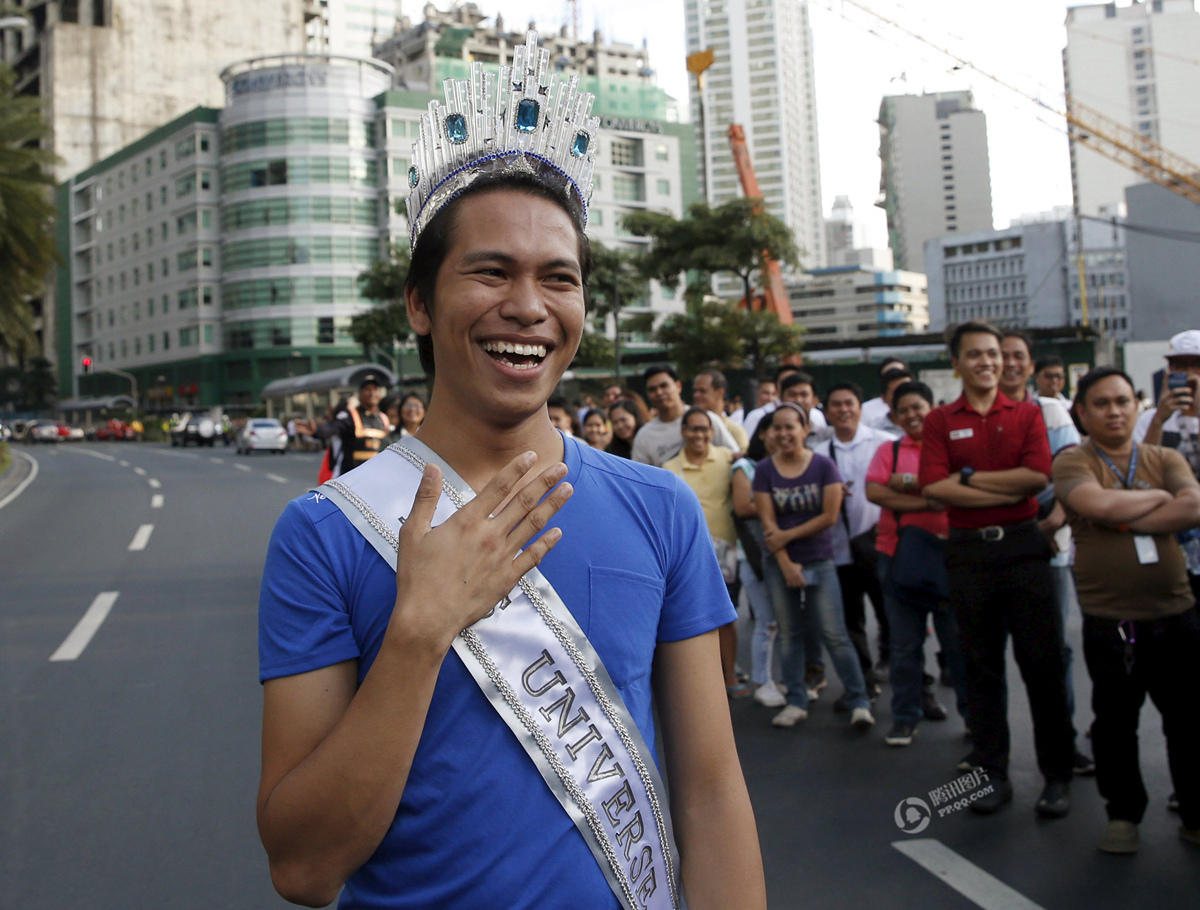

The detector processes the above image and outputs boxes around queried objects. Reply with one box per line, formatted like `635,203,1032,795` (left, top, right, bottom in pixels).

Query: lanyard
1095,443,1138,489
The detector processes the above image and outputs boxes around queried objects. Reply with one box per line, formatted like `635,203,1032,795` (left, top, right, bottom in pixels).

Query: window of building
656,178,670,195
655,144,669,162
609,138,644,167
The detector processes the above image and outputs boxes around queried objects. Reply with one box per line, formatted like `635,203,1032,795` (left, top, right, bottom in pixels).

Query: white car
28,420,63,443
237,418,288,454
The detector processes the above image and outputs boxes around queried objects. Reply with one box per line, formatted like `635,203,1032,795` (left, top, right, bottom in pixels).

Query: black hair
694,369,728,391
643,364,679,384
891,380,934,408
746,412,773,461
1001,329,1035,356
772,364,800,384
880,367,913,393
681,406,713,429
827,381,865,405
582,408,609,427
399,391,426,408
404,174,593,377
1035,354,1065,374
877,358,907,378
1074,367,1135,409
948,321,1002,358
779,371,815,395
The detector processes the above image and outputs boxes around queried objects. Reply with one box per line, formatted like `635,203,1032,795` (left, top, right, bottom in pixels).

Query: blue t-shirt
751,453,841,564
258,435,734,909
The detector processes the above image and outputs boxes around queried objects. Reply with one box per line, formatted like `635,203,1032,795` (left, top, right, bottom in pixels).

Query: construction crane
726,124,794,324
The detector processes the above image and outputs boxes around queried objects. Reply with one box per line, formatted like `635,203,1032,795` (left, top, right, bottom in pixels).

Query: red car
93,419,136,441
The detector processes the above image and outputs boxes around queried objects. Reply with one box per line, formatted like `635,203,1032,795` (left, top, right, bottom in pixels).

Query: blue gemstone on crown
515,98,540,133
571,130,590,157
445,113,468,144
408,166,419,188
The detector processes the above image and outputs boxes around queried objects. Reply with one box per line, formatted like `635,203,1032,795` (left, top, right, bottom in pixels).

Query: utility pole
686,48,715,204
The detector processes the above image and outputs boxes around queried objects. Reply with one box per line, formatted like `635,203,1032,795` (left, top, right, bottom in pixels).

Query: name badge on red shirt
949,428,974,440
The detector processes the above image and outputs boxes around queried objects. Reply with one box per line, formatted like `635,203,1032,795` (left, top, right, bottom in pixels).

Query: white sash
319,437,682,910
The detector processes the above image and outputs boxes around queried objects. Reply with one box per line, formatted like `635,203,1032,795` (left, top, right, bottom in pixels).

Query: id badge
1133,534,1159,565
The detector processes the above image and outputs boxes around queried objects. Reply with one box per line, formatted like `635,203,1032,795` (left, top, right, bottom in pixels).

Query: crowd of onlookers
561,324,1200,854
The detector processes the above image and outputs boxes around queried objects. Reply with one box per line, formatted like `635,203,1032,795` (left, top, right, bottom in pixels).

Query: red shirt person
918,322,1075,819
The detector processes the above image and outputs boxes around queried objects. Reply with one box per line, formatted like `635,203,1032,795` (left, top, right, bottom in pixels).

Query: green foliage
0,355,57,409
653,300,744,378
571,331,615,368
624,197,800,304
0,64,60,358
351,246,412,356
737,308,806,380
583,241,649,378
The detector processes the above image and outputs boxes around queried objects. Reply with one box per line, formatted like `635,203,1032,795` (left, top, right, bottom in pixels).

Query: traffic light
81,356,93,375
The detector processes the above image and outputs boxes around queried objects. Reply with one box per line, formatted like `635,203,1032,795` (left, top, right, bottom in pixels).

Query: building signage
230,67,329,97
598,116,662,134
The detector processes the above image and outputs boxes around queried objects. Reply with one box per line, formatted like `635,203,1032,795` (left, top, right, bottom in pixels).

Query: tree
0,64,59,358
351,245,412,363
624,197,800,308
585,241,649,379
653,298,744,378
734,308,806,380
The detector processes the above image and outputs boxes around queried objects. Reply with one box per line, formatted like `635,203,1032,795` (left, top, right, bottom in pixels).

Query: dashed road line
133,466,147,476
234,463,251,472
148,478,162,489
209,456,224,464
69,448,115,462
0,450,39,511
118,460,130,467
151,494,164,509
50,591,119,662
128,523,154,551
892,839,1045,910
266,473,288,484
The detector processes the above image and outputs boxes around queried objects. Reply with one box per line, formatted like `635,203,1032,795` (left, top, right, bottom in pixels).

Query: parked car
0,421,11,441
237,418,288,454
63,425,85,442
93,419,136,441
171,416,217,447
27,420,63,443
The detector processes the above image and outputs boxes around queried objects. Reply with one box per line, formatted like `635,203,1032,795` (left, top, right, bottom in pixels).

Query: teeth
482,341,547,359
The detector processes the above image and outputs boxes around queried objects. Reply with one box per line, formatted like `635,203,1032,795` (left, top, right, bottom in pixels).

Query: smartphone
1168,372,1189,392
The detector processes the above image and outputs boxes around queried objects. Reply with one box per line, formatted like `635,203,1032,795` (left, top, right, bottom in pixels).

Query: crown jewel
405,29,600,251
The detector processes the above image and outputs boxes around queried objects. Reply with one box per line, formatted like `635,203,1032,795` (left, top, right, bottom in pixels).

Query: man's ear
406,284,432,336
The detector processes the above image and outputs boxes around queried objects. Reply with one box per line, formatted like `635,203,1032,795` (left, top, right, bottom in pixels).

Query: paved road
2,442,1197,908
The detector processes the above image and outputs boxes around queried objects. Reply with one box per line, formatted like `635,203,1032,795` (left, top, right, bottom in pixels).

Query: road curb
0,448,36,509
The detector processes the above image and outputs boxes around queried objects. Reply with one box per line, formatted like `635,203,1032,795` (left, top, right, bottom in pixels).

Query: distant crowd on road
553,324,1199,854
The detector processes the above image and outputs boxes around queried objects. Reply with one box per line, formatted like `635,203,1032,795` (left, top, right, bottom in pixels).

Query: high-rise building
877,91,993,273
786,265,929,341
824,195,855,265
685,0,824,271
306,0,402,59
1063,0,1200,216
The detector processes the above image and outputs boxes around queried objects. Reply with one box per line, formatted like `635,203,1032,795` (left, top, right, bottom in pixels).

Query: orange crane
727,124,794,324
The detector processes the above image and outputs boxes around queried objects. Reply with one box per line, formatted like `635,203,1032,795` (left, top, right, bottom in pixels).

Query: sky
450,0,1093,248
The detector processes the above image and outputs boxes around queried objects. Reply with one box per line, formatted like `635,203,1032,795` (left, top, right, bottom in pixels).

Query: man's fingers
473,451,539,517
495,461,568,526
403,464,442,536
505,482,573,548
511,526,563,578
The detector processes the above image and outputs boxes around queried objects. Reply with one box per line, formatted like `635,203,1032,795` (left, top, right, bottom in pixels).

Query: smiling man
255,32,762,910
920,322,1075,819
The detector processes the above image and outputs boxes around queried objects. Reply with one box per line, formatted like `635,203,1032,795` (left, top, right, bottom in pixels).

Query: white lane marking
234,463,251,472
892,840,1045,910
148,478,162,489
133,466,147,476
0,450,39,511
128,523,154,551
151,494,164,509
153,449,198,458
68,447,115,462
209,456,224,464
50,591,119,662
266,473,288,484
118,460,130,467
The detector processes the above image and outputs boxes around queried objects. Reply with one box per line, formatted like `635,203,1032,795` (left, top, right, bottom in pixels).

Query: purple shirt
752,454,842,564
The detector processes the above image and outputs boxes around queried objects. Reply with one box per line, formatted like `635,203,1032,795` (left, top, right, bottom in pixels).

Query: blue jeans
764,558,869,710
738,558,776,685
877,553,969,726
1050,563,1076,720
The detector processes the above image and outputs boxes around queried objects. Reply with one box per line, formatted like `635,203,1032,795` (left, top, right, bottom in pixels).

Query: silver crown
405,29,600,251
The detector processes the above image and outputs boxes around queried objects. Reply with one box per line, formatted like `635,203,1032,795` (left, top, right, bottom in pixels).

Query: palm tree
0,62,59,359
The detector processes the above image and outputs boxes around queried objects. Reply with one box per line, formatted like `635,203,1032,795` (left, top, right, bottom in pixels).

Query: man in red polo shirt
920,322,1075,819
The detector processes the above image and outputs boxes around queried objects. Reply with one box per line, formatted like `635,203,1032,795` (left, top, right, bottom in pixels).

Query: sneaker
772,705,808,727
832,692,852,713
851,706,876,730
1036,780,1071,819
1098,820,1139,854
885,722,916,746
922,688,949,721
957,752,982,773
726,683,752,699
1181,825,1200,848
753,682,787,708
873,659,890,683
969,778,1013,815
1073,750,1096,776
804,666,827,693
1168,792,1180,813
806,686,821,702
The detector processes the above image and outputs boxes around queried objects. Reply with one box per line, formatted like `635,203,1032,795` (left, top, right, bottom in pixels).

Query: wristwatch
960,466,975,486
901,473,917,491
